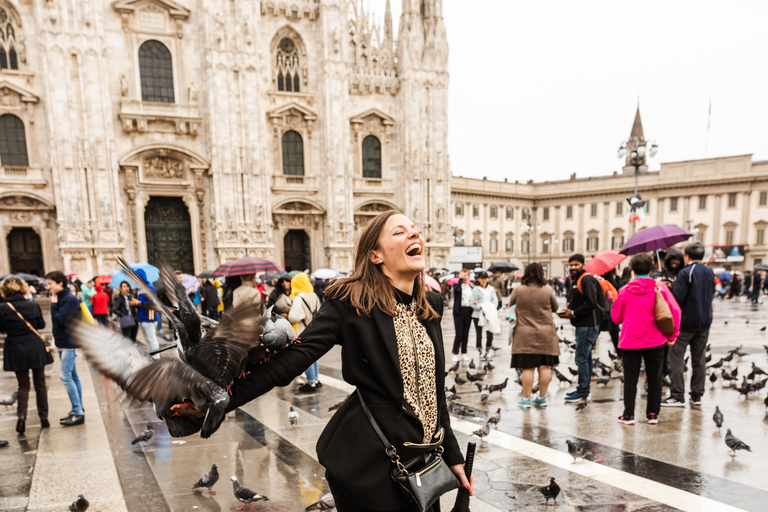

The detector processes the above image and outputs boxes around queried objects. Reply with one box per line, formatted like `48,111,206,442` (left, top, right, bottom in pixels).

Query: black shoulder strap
356,389,398,460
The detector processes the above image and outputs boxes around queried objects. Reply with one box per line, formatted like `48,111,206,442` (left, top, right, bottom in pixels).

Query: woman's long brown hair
325,210,439,321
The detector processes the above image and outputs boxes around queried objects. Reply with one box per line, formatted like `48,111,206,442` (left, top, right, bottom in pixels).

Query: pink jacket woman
611,278,681,349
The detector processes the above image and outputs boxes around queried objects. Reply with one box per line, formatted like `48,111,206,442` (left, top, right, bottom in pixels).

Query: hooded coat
91,284,110,315
611,278,681,349
1,294,50,371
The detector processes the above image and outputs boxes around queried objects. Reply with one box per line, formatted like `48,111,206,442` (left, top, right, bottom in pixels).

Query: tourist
451,269,473,362
267,275,292,311
77,278,96,315
135,269,160,358
200,278,220,320
170,210,473,510
488,270,505,310
470,271,500,360
611,253,680,424
288,272,322,393
750,269,762,304
91,283,110,326
45,271,84,427
0,277,52,434
560,254,602,403
232,274,262,310
508,263,559,409
663,241,715,407
113,281,139,341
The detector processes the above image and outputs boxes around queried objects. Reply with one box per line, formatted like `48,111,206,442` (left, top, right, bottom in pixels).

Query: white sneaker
461,354,471,362
452,354,460,362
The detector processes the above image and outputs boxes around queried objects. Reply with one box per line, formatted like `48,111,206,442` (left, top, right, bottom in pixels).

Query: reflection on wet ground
1,297,767,511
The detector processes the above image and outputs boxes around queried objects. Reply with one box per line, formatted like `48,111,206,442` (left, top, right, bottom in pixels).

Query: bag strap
299,295,318,328
5,302,50,353
356,389,401,463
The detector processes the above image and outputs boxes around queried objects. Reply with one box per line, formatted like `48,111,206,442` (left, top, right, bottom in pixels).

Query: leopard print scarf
393,302,438,443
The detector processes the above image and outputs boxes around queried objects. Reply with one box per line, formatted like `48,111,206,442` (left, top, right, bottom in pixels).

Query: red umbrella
214,257,283,276
95,274,112,284
585,250,627,276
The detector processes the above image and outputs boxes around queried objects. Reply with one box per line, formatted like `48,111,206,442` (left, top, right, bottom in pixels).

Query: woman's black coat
0,295,49,372
227,290,463,510
113,293,138,320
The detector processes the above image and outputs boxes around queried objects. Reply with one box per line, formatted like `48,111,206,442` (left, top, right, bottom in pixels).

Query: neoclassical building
0,0,452,276
451,110,768,275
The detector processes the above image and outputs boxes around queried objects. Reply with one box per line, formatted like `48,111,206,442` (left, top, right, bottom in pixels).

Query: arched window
0,6,19,70
362,135,381,179
0,114,28,166
282,130,304,176
139,40,175,103
276,37,300,92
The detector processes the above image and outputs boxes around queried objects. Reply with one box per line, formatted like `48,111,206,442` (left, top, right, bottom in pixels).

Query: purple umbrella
619,225,693,255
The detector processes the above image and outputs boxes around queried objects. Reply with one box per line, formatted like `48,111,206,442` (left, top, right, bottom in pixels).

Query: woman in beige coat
508,262,560,409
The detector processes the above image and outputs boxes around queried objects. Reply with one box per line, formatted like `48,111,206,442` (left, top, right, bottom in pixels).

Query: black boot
16,416,25,434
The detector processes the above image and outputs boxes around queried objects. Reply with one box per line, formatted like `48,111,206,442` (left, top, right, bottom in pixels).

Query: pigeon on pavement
713,406,723,430
553,369,572,385
328,400,344,412
193,463,220,495
709,372,718,388
305,492,335,511
567,367,578,377
488,378,509,394
471,421,491,444
468,359,476,370
447,360,460,373
69,494,89,512
449,401,471,417
566,440,592,463
725,429,751,457
289,407,299,427
487,408,501,429
131,423,154,446
231,476,269,510
540,477,560,506
1,391,17,407
454,374,467,386
466,370,486,382
761,326,767,332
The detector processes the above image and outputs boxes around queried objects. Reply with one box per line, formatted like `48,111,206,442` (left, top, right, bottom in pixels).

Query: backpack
576,272,612,321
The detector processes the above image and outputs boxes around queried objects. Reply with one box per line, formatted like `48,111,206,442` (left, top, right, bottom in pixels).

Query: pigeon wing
156,257,202,347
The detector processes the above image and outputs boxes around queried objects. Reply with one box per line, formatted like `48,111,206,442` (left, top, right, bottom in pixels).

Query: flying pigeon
725,429,751,457
288,407,299,427
566,440,592,463
487,408,501,429
193,463,220,495
554,369,572,385
131,423,154,446
713,406,723,430
231,476,269,510
69,494,89,512
1,391,17,407
471,421,491,444
305,492,335,511
540,477,560,506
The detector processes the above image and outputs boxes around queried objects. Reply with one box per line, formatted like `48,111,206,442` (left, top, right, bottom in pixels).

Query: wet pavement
1,296,767,511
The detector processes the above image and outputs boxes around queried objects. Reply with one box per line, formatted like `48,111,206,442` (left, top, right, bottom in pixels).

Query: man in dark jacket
45,271,85,426
561,254,602,402
663,242,715,407
750,269,762,304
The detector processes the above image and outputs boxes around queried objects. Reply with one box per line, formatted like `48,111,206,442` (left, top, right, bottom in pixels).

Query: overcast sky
368,0,768,182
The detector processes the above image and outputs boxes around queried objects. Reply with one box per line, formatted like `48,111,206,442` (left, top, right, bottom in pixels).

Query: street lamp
520,222,540,265
618,136,658,236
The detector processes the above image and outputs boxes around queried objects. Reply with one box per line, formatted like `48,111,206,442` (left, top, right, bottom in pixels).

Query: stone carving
9,211,33,223
120,74,128,96
0,196,47,209
0,87,20,106
188,81,197,103
144,157,184,179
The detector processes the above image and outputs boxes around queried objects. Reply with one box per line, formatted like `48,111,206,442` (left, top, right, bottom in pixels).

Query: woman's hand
449,464,474,495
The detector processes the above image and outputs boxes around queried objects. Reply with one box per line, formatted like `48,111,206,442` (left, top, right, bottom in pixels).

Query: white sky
367,0,768,182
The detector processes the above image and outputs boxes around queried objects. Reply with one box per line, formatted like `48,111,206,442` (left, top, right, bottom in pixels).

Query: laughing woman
175,210,472,511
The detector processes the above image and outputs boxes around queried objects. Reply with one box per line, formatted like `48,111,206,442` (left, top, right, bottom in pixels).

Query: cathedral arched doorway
7,227,43,276
283,230,310,272
144,197,194,273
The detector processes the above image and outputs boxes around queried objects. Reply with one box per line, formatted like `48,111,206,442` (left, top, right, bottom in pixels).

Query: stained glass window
276,38,300,92
139,40,175,103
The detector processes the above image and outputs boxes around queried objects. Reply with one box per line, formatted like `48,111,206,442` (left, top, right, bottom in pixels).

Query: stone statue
188,81,197,103
120,74,128,97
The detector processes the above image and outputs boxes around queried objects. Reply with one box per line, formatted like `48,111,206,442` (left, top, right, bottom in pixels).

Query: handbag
356,389,459,512
119,314,136,328
654,285,675,335
5,302,54,364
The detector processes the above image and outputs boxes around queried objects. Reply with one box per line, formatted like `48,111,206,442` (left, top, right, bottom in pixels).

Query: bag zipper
415,458,441,487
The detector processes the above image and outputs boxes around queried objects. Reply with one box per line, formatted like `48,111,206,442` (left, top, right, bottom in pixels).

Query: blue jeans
305,361,319,384
59,349,84,415
751,289,760,303
575,325,600,396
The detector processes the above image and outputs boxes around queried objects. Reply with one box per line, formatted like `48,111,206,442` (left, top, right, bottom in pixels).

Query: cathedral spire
384,0,393,52
630,105,644,142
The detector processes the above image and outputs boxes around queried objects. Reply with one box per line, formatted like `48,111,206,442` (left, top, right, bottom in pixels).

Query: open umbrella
13,272,40,282
585,250,627,276
314,268,336,280
447,277,460,286
264,272,281,283
488,261,519,273
111,263,160,289
619,225,692,256
755,263,768,271
438,272,457,283
95,274,112,285
214,257,282,276
424,274,441,292
289,270,303,276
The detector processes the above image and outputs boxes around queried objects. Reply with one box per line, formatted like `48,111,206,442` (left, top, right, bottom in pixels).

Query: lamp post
618,127,658,236
520,222,540,266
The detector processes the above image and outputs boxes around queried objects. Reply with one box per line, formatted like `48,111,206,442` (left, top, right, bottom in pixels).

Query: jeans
574,325,599,396
452,307,473,354
623,344,664,417
305,361,319,384
59,349,84,416
751,289,760,303
669,329,709,401
140,321,160,357
94,314,109,326
206,307,219,321
122,324,138,342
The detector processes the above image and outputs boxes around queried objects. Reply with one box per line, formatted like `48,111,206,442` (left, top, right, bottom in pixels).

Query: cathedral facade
0,0,451,276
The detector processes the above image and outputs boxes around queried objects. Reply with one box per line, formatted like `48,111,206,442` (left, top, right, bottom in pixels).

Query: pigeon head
211,463,218,470
231,476,240,486
147,423,154,430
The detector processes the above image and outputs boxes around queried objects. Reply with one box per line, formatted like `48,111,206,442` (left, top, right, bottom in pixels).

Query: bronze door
7,228,44,276
283,230,310,272
144,197,194,273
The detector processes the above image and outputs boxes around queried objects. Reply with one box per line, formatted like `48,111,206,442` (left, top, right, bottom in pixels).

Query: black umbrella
754,263,768,271
197,271,220,279
488,262,519,273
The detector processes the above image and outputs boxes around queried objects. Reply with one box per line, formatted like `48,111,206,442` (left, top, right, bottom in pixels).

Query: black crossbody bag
356,389,459,512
